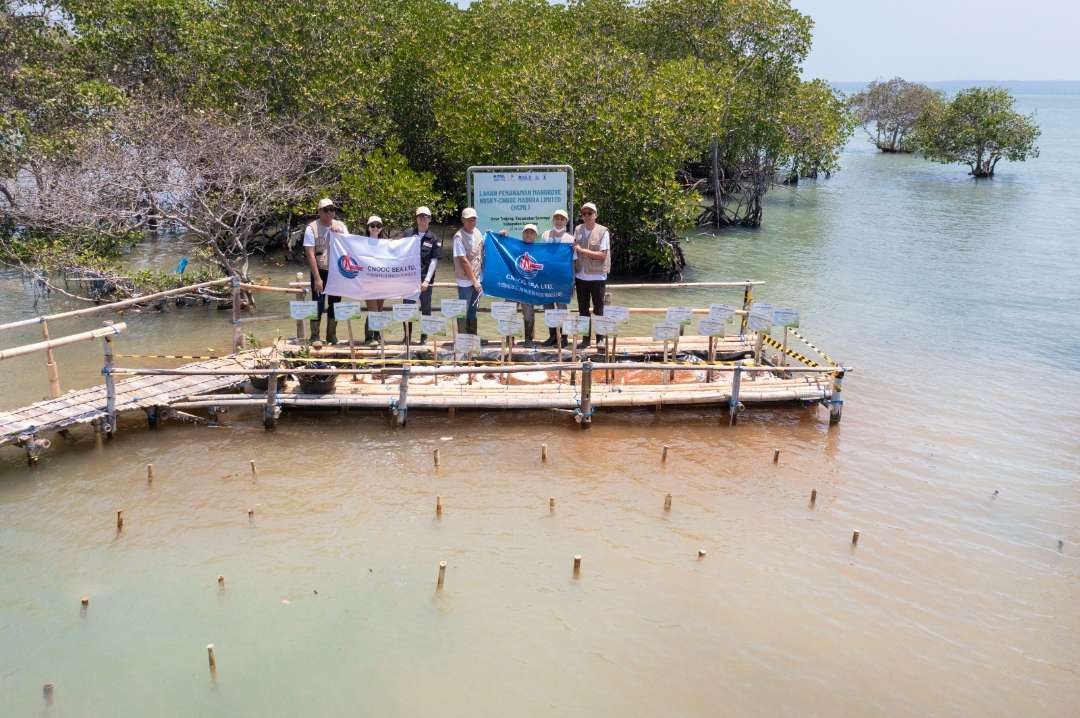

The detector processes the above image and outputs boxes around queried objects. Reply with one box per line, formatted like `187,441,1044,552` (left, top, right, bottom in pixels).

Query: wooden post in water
231,276,243,353
116,510,123,530
829,370,845,424
436,496,442,517
780,326,789,367
41,319,62,398
102,328,117,436
549,497,555,512
42,682,55,706
249,460,257,478
572,555,582,578
728,365,743,426
810,489,817,507
740,282,753,335
754,331,765,365
147,463,154,483
295,272,306,343
773,449,780,464
706,335,715,383
207,644,217,672
541,444,548,463
851,529,860,546
698,548,707,559
664,493,672,511
396,365,410,427
579,361,593,429
433,448,440,469
662,445,669,462
437,561,447,590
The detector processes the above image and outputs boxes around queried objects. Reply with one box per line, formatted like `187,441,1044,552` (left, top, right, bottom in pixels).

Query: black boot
576,336,591,349
325,319,338,345
522,317,536,347
541,328,558,347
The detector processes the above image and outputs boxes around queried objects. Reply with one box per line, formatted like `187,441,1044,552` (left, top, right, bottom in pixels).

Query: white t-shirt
303,220,349,270
452,228,484,288
302,220,349,247
542,228,575,244
574,228,610,281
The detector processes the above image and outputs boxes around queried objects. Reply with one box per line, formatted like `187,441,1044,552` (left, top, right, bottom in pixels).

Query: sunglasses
368,223,383,228
581,210,595,216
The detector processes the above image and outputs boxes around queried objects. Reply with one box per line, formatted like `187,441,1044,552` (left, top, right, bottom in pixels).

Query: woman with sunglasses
363,215,387,345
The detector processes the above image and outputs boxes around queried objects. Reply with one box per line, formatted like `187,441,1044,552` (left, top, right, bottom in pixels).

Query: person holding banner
401,206,441,344
541,209,574,347
303,198,349,344
452,207,484,336
517,224,541,346
572,202,610,349
363,215,387,346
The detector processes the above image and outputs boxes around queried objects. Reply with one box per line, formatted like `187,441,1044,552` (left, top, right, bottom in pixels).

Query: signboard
420,316,448,337
289,301,319,320
489,301,518,321
563,315,591,337
366,311,392,331
592,315,619,337
454,333,482,356
772,307,800,327
334,302,361,321
604,306,630,323
747,312,772,331
653,322,680,341
391,303,419,322
544,308,569,328
469,166,573,235
698,319,727,337
441,298,468,319
666,307,694,325
709,304,736,323
496,317,525,337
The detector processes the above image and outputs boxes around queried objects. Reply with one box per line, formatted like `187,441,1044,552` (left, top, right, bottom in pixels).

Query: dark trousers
575,278,605,328
403,286,433,315
310,268,340,321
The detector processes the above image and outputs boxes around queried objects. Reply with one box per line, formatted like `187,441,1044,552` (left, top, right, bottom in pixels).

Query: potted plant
291,346,337,394
246,335,287,392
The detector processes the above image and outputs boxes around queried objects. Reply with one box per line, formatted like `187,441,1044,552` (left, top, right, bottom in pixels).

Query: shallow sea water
1,85,1078,716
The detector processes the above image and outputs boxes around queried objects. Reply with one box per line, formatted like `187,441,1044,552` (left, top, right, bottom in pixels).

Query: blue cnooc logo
516,252,544,278
338,255,363,279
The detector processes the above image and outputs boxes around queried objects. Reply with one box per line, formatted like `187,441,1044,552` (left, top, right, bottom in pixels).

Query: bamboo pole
810,489,817,507
249,460,257,478
263,363,278,430
541,443,548,462
437,561,446,590
829,370,846,424
851,530,860,546
207,644,217,671
698,548,707,559
579,361,593,428
740,282,753,335
41,320,62,398
238,283,304,295
549,497,555,512
42,682,55,706
436,496,442,517
433,447,440,468
773,449,780,464
0,279,230,333
662,445,669,462
396,365,410,426
572,555,581,578
728,365,743,426
0,322,126,361
116,510,123,530
664,493,672,511
147,463,154,483
102,330,117,434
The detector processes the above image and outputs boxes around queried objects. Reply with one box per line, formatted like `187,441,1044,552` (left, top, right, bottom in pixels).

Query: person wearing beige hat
452,207,484,335
540,209,574,347
517,223,541,345
401,206,441,343
362,215,387,345
303,198,349,343
572,201,610,349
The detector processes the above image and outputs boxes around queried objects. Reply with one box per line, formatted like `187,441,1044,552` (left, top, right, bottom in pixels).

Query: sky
791,0,1080,82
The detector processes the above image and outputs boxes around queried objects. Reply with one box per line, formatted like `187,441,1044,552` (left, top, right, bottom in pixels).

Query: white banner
325,234,421,301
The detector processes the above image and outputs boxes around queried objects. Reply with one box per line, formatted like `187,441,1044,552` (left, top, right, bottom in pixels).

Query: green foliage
333,144,453,232
912,87,1040,177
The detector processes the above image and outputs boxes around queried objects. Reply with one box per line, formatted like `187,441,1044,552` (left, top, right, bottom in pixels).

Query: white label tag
289,301,319,320
772,307,799,327
391,303,419,322
441,298,468,319
747,313,772,331
454,333,481,355
653,322,680,341
698,319,726,337
420,316,447,337
709,304,736,323
496,317,524,336
666,306,694,325
544,308,568,328
334,303,360,321
604,305,630,322
490,301,517,321
593,315,619,336
367,311,392,330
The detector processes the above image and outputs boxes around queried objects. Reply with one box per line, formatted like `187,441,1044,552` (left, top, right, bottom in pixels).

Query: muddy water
2,85,1079,716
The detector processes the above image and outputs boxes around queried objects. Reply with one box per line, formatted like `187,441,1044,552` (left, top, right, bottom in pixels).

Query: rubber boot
542,328,558,347
364,318,374,345
308,319,321,344
522,316,536,347
325,319,338,345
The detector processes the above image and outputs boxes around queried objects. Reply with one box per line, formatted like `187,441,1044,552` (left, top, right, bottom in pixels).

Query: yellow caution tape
787,329,838,367
761,335,820,367
117,354,222,360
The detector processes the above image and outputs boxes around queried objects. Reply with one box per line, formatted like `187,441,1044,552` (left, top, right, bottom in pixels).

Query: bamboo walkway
0,350,265,446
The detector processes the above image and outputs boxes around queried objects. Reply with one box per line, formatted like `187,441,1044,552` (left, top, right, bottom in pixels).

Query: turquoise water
0,83,1078,716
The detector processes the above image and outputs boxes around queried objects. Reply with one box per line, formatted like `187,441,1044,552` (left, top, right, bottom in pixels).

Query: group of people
303,198,611,349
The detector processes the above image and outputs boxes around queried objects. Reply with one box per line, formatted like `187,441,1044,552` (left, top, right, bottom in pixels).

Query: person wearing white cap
401,206,441,343
452,207,484,335
362,215,387,345
517,224,541,345
303,198,349,343
540,209,574,347
572,202,610,349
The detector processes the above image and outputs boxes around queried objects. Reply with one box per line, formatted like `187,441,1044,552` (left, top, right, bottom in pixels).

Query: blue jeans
457,284,480,333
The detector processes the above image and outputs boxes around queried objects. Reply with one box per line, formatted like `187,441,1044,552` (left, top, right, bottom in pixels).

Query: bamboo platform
0,350,268,446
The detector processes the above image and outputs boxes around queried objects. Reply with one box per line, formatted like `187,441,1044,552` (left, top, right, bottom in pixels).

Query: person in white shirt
302,198,348,344
541,208,574,347
452,207,484,335
572,202,610,348
362,215,387,346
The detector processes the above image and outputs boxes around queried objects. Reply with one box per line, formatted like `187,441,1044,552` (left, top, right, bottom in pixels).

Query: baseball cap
317,198,337,211
522,223,538,234
552,209,569,220
366,215,383,226
461,207,478,220
416,206,431,217
580,202,597,214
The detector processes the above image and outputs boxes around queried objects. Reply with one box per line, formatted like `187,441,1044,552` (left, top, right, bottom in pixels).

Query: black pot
296,361,337,395
250,373,287,392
